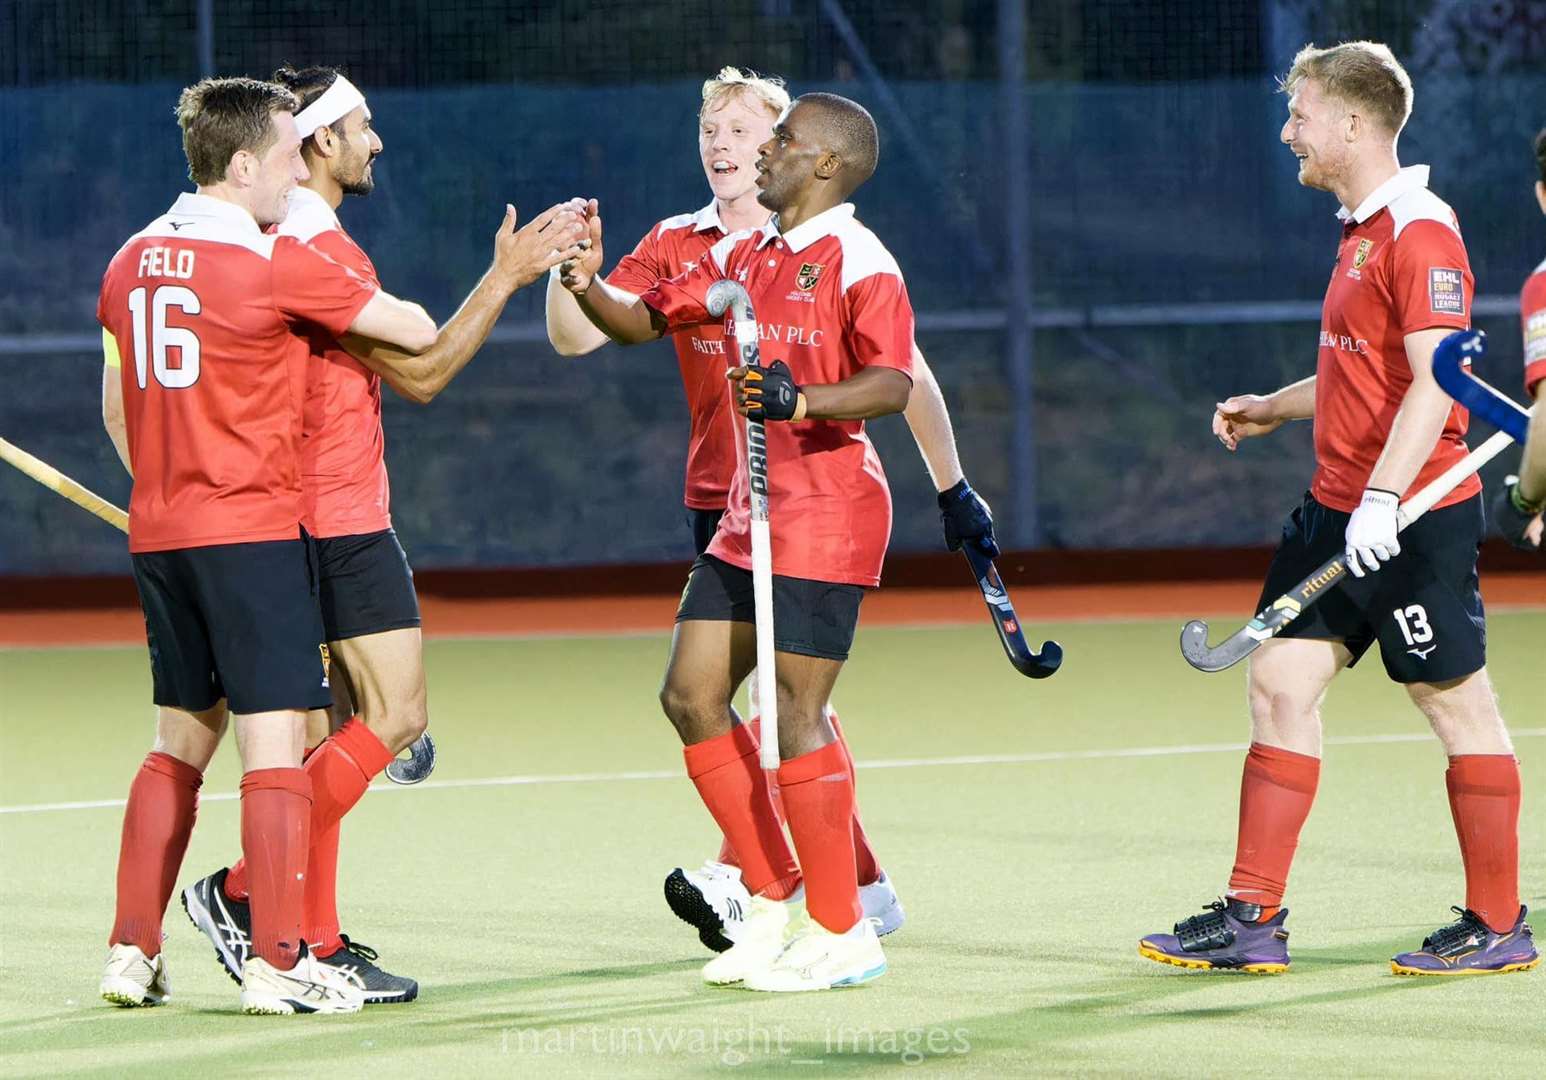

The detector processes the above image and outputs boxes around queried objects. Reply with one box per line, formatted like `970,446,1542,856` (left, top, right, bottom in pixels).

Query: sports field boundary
5,727,1543,817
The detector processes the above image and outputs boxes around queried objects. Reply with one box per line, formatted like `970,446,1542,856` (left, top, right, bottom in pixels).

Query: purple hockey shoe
1391,906,1539,977
1139,898,1290,974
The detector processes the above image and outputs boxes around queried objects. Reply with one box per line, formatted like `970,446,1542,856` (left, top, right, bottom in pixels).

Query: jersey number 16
127,285,202,390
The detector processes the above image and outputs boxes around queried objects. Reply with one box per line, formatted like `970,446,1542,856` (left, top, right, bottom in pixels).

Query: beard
340,161,375,197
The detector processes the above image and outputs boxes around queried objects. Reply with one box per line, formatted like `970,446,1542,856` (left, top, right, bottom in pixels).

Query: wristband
1512,483,1546,516
791,393,808,422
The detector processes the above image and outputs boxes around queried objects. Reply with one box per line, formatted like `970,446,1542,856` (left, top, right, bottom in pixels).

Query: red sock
685,725,800,899
1226,742,1321,914
780,740,862,932
715,716,787,871
109,752,203,956
1446,755,1522,934
225,718,392,906
304,820,342,955
826,710,882,887
240,768,312,969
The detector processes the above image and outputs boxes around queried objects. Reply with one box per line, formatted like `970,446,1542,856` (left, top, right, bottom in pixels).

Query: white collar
170,191,261,232
1337,165,1430,225
691,201,723,233
757,203,856,252
287,185,341,224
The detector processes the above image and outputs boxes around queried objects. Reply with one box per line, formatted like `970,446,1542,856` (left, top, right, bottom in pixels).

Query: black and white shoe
665,861,753,953
313,936,419,1005
181,867,250,984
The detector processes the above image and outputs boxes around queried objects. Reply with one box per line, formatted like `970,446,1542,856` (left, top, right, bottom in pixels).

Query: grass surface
2,611,1543,1077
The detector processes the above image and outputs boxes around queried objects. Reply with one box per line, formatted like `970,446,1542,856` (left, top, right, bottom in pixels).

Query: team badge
1429,267,1465,316
1351,238,1374,270
796,262,824,291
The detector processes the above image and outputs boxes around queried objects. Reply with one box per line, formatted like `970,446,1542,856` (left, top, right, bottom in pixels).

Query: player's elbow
874,374,912,417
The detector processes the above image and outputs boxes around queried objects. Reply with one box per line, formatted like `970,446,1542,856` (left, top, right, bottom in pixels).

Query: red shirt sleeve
606,227,664,294
1521,271,1546,397
842,273,915,379
1385,219,1473,336
270,235,377,338
637,247,727,333
307,229,378,285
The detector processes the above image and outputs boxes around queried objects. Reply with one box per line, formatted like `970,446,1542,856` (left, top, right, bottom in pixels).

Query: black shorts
688,507,725,558
675,553,866,661
315,529,421,642
130,533,332,715
1261,493,1486,683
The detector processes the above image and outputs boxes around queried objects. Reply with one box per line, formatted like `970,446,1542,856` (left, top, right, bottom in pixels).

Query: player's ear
228,149,255,187
1535,181,1546,215
814,151,842,181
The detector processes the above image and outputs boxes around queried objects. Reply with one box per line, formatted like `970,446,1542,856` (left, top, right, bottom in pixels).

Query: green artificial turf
2,611,1543,1077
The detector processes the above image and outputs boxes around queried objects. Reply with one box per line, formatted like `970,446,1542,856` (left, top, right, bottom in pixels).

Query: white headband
292,75,370,138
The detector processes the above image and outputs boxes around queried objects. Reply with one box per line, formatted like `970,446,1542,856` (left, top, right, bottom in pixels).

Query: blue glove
939,478,999,558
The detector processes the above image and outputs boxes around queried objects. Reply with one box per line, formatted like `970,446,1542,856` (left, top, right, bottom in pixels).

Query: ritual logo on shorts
1428,267,1465,316
795,262,824,291
318,642,331,688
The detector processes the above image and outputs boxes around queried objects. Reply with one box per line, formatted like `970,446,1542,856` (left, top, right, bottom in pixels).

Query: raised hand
559,199,605,295
492,200,587,293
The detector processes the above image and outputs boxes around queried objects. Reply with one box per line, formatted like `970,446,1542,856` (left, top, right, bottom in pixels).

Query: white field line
4,728,1543,817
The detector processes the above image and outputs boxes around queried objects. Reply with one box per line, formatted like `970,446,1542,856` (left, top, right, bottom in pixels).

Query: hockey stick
0,435,437,782
0,436,129,532
706,279,780,771
961,545,1063,678
1180,419,1527,672
1430,328,1530,442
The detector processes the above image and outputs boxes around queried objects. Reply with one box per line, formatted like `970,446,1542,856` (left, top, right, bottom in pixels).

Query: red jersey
640,203,915,587
98,193,377,553
608,203,736,510
1312,165,1479,512
1521,259,1546,398
279,188,392,538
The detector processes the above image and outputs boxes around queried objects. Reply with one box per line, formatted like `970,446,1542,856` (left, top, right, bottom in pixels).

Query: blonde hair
700,66,789,121
1281,41,1413,136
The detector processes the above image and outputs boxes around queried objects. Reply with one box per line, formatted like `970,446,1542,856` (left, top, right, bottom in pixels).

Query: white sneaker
702,893,798,985
100,943,170,1007
240,942,366,1015
743,917,887,992
860,871,906,937
665,861,755,952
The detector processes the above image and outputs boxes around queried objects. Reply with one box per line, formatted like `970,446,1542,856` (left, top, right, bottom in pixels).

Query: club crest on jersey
1429,267,1465,316
1351,238,1373,270
795,262,824,291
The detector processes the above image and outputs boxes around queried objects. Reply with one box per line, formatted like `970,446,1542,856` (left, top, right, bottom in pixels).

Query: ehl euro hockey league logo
796,262,824,291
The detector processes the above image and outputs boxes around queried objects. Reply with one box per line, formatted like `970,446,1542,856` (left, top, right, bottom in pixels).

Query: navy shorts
688,507,725,558
315,529,421,642
1261,493,1486,683
675,554,866,661
130,533,332,714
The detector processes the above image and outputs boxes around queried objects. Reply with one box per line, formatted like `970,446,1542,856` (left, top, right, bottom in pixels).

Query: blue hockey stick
1431,329,1530,441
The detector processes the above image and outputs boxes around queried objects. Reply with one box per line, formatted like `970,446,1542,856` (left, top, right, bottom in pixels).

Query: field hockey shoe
240,942,366,1015
743,915,887,992
666,861,753,952
181,867,249,984
1391,906,1540,977
100,943,171,1006
1138,898,1290,974
860,871,905,937
313,935,419,1004
702,892,799,985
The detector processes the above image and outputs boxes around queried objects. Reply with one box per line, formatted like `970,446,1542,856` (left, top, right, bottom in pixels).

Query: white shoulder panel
835,218,903,292
1388,188,1460,242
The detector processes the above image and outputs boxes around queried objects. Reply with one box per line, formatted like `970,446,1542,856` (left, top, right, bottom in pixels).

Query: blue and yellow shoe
1391,906,1540,977
1138,898,1290,974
